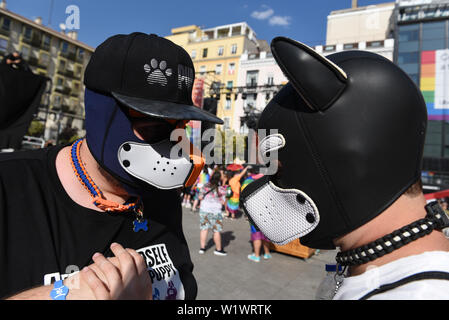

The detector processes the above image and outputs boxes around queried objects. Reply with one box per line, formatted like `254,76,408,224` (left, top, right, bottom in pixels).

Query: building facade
326,1,396,45
235,50,288,134
166,22,261,132
0,4,93,142
314,38,395,61
393,0,449,182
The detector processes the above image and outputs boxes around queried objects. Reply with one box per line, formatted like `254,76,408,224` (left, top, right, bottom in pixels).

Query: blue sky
7,0,391,48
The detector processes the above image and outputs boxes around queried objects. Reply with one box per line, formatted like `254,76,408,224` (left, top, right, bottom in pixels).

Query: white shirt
333,251,449,300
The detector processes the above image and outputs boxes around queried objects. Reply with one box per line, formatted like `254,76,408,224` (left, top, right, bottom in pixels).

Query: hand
82,243,152,300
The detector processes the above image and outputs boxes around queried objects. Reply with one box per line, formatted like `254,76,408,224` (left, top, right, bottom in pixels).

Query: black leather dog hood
242,37,428,249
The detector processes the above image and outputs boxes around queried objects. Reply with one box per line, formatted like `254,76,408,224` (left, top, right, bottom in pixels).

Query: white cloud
251,5,274,20
268,15,291,26
250,5,291,27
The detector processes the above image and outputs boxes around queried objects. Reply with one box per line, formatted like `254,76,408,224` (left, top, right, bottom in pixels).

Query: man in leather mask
2,33,222,300
241,37,449,299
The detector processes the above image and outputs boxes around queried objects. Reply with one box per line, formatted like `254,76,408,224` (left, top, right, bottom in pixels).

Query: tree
58,125,79,144
27,120,45,137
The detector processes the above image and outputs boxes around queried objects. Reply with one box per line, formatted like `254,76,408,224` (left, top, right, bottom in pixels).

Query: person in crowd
241,36,449,299
241,168,272,262
1,51,31,72
198,171,227,256
191,166,210,213
226,166,248,220
181,186,193,209
0,33,223,300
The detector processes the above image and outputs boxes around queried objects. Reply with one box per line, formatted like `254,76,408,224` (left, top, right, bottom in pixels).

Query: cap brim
112,92,224,124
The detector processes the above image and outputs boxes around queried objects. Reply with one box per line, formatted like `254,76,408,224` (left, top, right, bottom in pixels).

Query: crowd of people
180,164,272,262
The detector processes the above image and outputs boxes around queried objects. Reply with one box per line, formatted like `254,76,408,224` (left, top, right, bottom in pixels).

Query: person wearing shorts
198,171,227,256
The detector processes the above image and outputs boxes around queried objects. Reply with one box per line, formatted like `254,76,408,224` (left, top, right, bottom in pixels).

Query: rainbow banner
421,50,449,120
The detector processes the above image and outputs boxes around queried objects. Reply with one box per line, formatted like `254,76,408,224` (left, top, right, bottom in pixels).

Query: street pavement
181,207,338,300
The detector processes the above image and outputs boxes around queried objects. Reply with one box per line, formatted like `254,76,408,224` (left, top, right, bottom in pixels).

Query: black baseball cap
84,32,223,124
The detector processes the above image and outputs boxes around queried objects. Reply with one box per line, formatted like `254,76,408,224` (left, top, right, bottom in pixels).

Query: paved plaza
181,208,337,300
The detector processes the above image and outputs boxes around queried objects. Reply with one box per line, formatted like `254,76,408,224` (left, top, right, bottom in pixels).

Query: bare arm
5,243,151,300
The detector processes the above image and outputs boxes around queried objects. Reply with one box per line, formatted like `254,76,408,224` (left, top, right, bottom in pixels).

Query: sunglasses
125,108,188,144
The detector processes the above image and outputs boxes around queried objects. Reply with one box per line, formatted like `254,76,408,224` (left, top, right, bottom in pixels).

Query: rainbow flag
241,176,255,191
421,50,449,120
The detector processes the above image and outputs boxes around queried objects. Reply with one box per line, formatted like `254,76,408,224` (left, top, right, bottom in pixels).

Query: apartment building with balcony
0,3,93,141
166,22,261,131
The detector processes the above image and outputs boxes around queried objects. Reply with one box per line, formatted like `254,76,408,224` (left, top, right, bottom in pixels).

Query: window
225,99,231,110
223,117,231,129
23,26,32,39
215,64,222,75
422,21,446,51
398,52,419,64
199,65,206,75
53,95,62,107
75,65,82,77
202,48,208,58
228,63,235,75
343,43,358,50
218,46,224,56
21,45,30,60
39,52,50,66
245,94,256,110
226,81,233,89
324,45,335,52
72,82,80,92
56,77,64,87
399,62,419,75
0,38,8,53
78,48,84,60
267,75,274,86
398,24,419,55
398,27,419,42
69,45,76,55
398,41,419,53
58,59,66,72
42,34,51,49
246,70,259,87
61,41,68,53
191,49,196,59
2,18,10,31
366,41,384,48
231,44,237,54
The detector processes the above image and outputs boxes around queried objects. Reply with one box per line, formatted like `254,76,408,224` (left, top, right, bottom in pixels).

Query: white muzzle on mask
242,179,320,245
118,140,194,190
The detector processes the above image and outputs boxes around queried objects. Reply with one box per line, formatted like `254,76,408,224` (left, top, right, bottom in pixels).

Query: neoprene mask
241,37,428,249
84,88,204,192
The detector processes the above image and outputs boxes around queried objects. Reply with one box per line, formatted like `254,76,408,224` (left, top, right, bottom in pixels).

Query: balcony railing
0,27,10,36
22,33,43,48
55,86,71,96
60,51,77,61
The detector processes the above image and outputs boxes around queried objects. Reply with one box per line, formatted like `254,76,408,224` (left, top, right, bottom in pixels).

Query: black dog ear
271,37,348,111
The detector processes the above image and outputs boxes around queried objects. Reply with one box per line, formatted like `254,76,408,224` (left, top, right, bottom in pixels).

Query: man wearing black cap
0,33,222,300
241,37,449,300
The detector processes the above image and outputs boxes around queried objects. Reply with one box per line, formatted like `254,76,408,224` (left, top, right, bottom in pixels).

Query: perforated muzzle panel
118,140,193,190
242,181,320,245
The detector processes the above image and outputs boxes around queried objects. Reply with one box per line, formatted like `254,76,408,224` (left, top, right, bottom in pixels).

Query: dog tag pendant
133,209,148,232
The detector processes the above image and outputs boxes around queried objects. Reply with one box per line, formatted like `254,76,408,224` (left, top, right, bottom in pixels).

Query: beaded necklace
70,139,148,232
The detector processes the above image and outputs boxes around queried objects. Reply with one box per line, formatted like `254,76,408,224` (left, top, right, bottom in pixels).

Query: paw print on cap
144,59,173,87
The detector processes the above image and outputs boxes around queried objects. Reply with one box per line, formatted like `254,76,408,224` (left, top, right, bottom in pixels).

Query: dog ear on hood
271,36,348,112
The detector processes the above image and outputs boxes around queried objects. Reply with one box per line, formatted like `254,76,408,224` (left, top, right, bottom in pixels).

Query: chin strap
70,139,147,232
336,201,449,266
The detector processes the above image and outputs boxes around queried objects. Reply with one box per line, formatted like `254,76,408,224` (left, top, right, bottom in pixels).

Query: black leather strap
359,271,449,300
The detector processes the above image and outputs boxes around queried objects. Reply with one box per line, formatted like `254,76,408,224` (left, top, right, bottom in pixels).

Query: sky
6,0,393,49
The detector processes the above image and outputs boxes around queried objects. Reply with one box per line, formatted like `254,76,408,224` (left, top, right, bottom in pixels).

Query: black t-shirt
0,144,197,300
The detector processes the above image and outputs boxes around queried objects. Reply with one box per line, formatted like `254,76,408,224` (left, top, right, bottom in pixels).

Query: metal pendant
133,209,148,232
